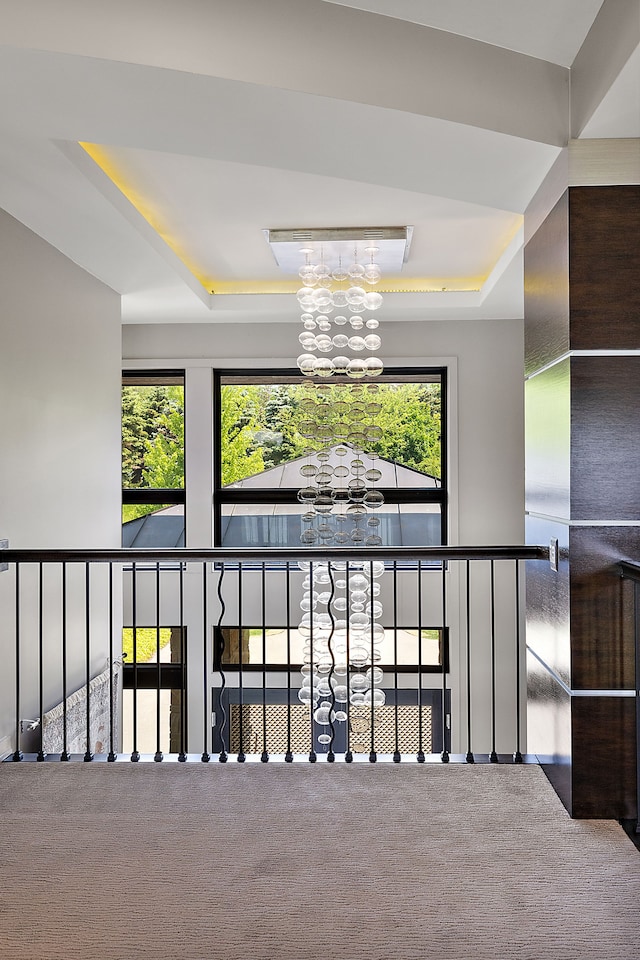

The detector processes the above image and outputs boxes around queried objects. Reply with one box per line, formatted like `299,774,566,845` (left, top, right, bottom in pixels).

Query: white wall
0,209,122,755
123,317,525,545
123,317,525,755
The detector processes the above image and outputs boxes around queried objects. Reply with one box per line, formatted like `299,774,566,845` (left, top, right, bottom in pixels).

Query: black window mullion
122,488,186,505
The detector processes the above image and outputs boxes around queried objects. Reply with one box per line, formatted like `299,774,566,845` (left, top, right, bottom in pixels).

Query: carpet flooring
0,762,638,960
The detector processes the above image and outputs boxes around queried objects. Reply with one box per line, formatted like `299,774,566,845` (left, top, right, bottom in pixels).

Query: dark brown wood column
525,182,640,818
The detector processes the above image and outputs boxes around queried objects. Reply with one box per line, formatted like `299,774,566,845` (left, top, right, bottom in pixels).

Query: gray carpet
0,762,638,960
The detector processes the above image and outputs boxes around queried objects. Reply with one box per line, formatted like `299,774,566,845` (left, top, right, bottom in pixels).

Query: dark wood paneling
569,186,640,349
525,358,571,518
571,696,637,819
524,191,570,376
569,526,639,690
571,355,640,520
525,516,570,687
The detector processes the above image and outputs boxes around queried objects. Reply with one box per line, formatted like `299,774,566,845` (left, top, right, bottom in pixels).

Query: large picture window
214,368,446,548
122,370,185,547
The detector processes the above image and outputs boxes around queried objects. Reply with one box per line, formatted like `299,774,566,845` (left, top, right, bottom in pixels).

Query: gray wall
0,210,122,755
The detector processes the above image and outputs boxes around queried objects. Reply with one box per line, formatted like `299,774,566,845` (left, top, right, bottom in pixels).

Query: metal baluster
107,562,116,762
513,561,523,763
344,561,353,763
392,561,400,763
84,563,93,761
178,561,187,762
489,559,498,763
201,561,210,762
154,561,163,762
237,562,245,762
36,563,45,761
216,564,228,762
309,561,316,763
465,559,474,763
12,563,22,761
285,562,293,763
131,562,140,761
261,563,268,762
634,579,640,835
61,563,70,761
440,558,449,763
369,559,376,763
327,562,336,763
417,559,425,762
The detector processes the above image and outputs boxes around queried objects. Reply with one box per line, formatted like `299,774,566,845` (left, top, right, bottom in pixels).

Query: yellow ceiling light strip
79,142,511,297
79,142,216,291
207,277,484,295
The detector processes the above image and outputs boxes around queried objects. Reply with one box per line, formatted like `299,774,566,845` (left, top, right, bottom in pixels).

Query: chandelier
296,245,384,381
292,241,389,752
295,245,386,548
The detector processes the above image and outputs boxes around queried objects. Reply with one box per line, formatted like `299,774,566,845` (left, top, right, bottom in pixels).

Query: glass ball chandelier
293,244,388,749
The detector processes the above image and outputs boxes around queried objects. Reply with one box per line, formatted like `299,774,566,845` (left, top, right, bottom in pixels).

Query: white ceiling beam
570,0,640,137
0,47,560,214
0,0,569,146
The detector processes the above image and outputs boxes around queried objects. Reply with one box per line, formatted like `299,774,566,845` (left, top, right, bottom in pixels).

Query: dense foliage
219,382,441,484
122,385,184,488
121,382,441,504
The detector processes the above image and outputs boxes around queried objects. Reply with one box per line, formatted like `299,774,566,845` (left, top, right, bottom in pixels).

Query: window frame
212,366,448,547
121,369,186,539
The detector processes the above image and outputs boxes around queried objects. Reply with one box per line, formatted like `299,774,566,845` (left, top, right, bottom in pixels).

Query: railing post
489,559,498,763
465,559,474,763
441,558,449,763
392,560,400,763
308,561,316,763
37,563,45,762
216,564,227,763
635,581,640,835
327,562,337,763
417,558,424,763
13,563,22,762
514,560,523,763
84,562,93,762
107,562,116,762
344,560,353,764
154,561,163,763
285,562,293,763
201,561,210,763
131,562,140,762
260,564,268,763
178,561,187,762
237,562,245,763
61,562,70,761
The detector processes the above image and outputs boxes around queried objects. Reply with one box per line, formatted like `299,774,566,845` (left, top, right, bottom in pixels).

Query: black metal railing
618,561,640,833
1,545,547,764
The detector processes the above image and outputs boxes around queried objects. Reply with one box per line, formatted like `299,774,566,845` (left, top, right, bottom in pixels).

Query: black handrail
618,561,640,583
1,545,548,564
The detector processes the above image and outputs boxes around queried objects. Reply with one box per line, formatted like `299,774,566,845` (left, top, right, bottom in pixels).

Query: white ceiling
0,0,635,327
322,0,606,66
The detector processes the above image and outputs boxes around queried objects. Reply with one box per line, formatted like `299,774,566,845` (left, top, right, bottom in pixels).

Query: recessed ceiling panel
80,143,523,295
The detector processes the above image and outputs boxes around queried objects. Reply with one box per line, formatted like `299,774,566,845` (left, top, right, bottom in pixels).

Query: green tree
122,385,184,487
143,386,184,488
249,382,441,479
220,385,265,484
371,384,441,478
